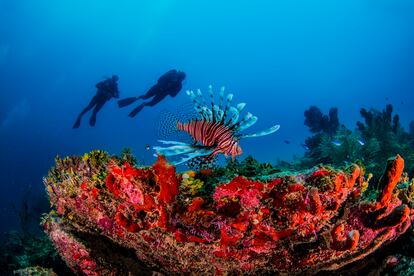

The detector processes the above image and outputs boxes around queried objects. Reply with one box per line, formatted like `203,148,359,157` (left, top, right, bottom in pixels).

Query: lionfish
153,85,280,165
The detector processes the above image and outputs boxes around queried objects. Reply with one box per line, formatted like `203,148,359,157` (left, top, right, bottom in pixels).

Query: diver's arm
113,84,120,98
96,81,104,89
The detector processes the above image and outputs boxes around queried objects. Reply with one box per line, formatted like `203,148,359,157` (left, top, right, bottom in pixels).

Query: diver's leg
137,85,159,100
72,96,98,128
128,94,165,118
145,93,165,107
89,100,106,126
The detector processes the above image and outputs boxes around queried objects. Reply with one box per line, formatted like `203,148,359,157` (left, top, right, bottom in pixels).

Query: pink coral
44,219,99,275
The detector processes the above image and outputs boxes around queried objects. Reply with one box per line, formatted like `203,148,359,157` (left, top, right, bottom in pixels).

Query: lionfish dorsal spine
219,86,225,113
186,90,201,111
225,106,239,128
230,112,253,131
213,105,224,122
236,103,246,113
208,85,215,122
202,107,213,122
187,90,210,121
196,89,208,108
237,115,258,132
221,93,234,124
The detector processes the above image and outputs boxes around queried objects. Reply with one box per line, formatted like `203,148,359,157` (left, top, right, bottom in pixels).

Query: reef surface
42,151,414,275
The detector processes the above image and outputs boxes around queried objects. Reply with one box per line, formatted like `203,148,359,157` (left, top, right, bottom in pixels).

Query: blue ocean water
0,0,413,234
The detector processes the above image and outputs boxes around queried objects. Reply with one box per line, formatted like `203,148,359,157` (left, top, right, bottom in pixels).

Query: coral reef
304,105,339,135
299,104,414,180
43,150,414,275
357,104,414,177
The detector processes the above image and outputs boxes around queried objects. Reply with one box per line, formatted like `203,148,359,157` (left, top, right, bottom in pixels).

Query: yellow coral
181,171,204,195
401,172,410,184
67,212,74,220
407,178,414,199
82,153,89,161
47,185,54,195
361,173,373,194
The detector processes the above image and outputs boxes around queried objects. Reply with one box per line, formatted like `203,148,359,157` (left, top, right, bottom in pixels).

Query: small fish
357,139,365,146
284,140,290,144
145,144,151,151
332,140,342,146
301,144,309,150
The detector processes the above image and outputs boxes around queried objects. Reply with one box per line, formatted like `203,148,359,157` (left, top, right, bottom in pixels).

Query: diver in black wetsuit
72,75,120,128
118,69,186,117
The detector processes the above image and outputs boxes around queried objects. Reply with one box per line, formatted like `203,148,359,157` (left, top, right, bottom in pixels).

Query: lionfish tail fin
239,124,281,138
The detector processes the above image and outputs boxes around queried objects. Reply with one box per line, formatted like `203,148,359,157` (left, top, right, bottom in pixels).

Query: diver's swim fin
128,104,145,118
89,115,97,127
118,97,138,108
72,117,81,129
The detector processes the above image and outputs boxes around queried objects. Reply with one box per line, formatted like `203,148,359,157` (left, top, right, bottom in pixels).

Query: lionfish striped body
154,85,280,165
177,120,242,158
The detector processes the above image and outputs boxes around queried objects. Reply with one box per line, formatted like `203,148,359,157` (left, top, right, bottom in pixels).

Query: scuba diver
72,75,120,128
118,69,186,117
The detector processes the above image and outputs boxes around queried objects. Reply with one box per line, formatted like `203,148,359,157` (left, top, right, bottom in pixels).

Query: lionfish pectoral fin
239,124,280,138
153,140,215,165
157,140,190,146
171,148,215,165
153,145,197,156
153,140,199,157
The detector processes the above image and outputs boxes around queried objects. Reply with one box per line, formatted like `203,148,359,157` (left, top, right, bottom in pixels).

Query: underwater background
0,0,414,272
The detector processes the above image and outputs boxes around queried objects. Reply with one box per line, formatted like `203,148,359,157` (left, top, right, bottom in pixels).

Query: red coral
104,156,180,232
331,224,360,251
308,187,322,215
106,162,147,205
214,176,265,210
375,155,404,210
188,197,204,213
153,155,179,204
